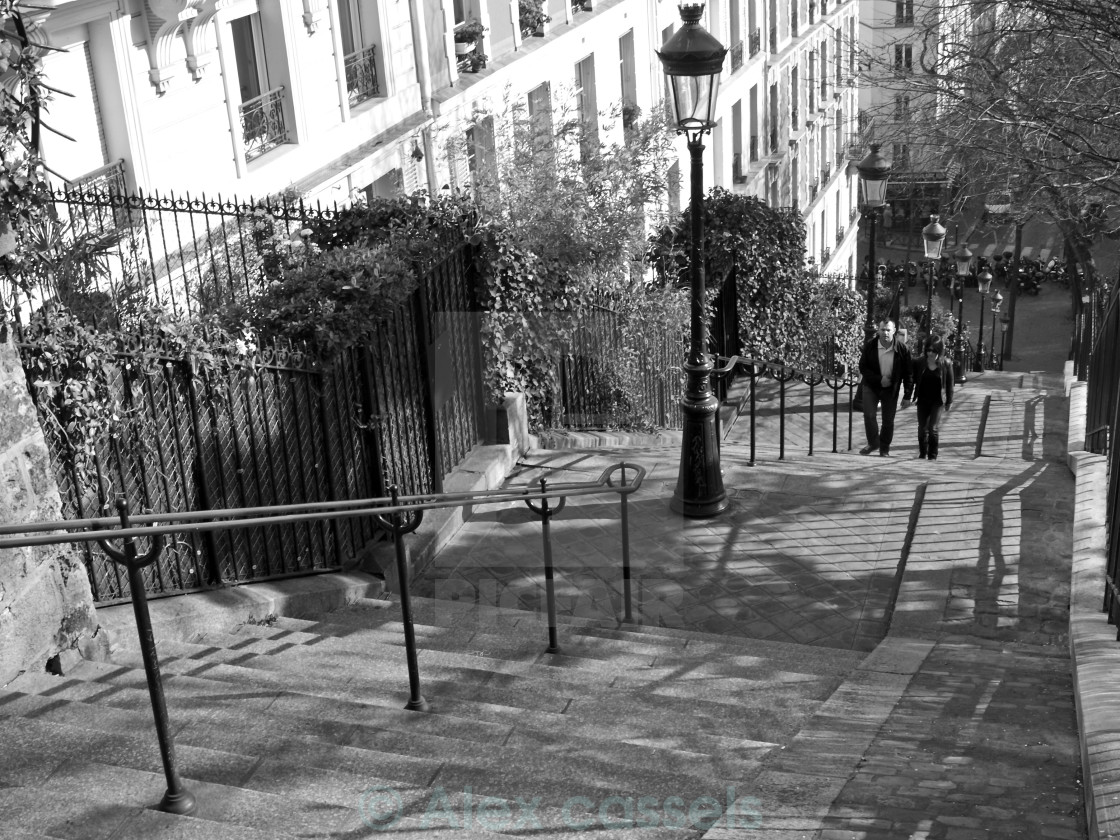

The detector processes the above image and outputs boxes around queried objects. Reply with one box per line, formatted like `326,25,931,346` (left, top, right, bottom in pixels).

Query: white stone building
29,0,861,274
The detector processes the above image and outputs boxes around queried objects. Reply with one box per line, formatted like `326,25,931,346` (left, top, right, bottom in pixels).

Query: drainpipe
406,0,439,193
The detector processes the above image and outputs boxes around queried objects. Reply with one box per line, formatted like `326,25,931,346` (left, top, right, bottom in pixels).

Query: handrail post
619,465,633,623
779,374,787,460
386,486,428,711
525,478,562,653
99,498,196,816
749,363,757,465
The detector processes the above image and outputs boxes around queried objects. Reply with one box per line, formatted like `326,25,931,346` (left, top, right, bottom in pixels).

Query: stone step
2,664,766,832
75,633,811,770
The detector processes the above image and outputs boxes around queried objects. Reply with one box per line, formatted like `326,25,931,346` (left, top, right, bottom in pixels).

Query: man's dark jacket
858,335,914,402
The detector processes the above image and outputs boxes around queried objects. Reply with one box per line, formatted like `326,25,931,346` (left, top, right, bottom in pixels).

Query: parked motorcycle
1017,269,1041,296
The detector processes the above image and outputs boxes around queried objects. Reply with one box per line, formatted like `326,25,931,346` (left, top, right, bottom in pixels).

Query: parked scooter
1017,268,1041,296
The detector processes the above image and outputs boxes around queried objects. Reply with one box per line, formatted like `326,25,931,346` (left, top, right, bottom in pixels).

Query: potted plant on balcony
454,18,486,54
518,0,550,36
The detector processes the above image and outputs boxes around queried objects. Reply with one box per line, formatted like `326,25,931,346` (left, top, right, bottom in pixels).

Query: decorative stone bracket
144,0,203,92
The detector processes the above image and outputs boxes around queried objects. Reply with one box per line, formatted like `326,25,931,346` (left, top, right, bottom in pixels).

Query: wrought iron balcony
240,86,289,161
836,225,845,244
749,28,761,57
821,164,831,183
344,44,380,108
809,181,819,201
822,246,831,262
731,41,744,71
64,158,133,232
67,158,127,197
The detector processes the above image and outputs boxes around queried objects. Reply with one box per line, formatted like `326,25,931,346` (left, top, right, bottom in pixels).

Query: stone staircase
0,370,1079,839
0,593,910,839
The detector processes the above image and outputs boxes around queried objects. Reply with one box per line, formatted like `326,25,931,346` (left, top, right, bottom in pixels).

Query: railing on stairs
0,461,645,816
716,355,860,462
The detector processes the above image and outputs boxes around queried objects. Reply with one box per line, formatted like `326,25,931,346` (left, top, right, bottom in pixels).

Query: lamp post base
670,391,728,518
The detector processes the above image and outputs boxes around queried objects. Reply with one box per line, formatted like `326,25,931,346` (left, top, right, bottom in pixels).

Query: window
467,116,497,199
575,56,598,161
892,143,910,168
820,42,828,99
895,0,913,25
894,44,913,73
338,0,380,106
619,30,637,129
231,14,268,103
791,67,799,125
231,14,289,160
808,52,815,111
894,94,910,119
527,83,553,157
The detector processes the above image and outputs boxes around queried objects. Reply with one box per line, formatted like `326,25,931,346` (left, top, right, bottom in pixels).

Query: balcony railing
822,164,832,183
836,225,845,244
344,44,380,108
822,246,831,262
240,86,289,161
749,28,761,57
67,158,127,197
64,158,134,232
731,41,744,71
809,181,819,201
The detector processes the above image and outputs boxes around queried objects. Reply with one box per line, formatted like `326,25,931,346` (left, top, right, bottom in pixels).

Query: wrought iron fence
240,86,289,161
344,44,380,107
556,303,686,430
15,326,375,604
29,187,334,321
11,188,486,601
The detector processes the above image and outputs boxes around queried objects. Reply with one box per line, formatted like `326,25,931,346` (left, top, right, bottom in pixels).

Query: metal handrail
0,461,645,817
0,464,645,545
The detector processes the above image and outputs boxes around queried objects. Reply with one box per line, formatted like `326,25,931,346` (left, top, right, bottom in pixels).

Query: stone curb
1065,361,1116,840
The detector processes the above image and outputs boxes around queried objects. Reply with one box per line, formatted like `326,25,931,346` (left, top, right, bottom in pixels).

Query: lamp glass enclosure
856,144,892,208
922,215,947,260
954,246,973,277
977,271,993,294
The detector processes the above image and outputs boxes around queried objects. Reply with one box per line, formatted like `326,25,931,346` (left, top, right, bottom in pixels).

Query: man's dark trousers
862,381,902,453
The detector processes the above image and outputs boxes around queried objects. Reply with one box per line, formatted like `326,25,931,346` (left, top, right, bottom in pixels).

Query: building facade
30,0,861,276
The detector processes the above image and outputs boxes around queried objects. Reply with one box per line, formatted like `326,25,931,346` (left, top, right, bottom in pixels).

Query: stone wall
0,330,101,686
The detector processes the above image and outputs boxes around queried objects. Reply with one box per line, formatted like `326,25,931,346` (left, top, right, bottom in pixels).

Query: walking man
858,319,913,456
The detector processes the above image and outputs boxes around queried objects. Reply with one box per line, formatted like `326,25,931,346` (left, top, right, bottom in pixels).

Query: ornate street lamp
856,144,893,339
658,4,728,518
921,214,946,333
974,269,993,371
990,290,1004,368
952,244,972,384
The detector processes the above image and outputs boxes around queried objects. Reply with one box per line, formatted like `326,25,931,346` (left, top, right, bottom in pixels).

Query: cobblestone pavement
815,638,1083,840
415,363,1084,839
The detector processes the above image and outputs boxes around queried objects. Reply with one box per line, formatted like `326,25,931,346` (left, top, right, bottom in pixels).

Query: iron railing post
98,498,196,816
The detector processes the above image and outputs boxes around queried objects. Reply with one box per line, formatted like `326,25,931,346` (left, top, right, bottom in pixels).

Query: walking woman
910,335,954,459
